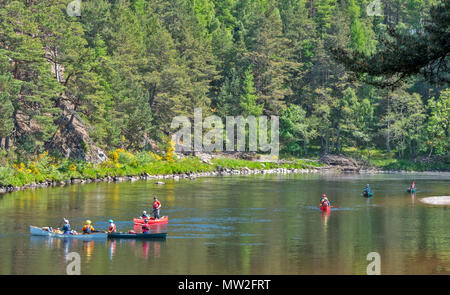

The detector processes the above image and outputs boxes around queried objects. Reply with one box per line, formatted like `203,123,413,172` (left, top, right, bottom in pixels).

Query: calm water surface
0,172,449,274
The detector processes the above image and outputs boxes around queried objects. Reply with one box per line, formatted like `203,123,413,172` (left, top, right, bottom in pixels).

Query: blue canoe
30,226,107,240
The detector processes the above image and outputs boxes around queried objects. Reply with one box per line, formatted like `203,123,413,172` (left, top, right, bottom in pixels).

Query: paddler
61,218,72,234
141,210,149,219
81,220,95,234
153,196,161,220
410,181,415,190
108,220,117,233
319,194,330,209
142,219,150,234
364,184,371,194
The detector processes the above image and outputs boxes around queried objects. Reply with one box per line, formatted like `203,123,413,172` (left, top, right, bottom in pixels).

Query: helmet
322,194,326,198
108,219,113,223
154,196,157,200
63,218,69,224
143,211,147,214
86,220,91,225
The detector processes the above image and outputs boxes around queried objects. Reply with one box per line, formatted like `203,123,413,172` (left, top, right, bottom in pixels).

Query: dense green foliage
332,0,449,86
0,0,448,163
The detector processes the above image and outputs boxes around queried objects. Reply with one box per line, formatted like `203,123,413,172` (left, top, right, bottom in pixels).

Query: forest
0,0,448,166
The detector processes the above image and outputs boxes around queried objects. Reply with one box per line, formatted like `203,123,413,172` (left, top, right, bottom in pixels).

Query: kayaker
319,194,330,209
142,210,149,219
142,219,150,234
153,196,161,220
364,184,371,194
410,181,415,189
61,219,71,234
108,220,116,233
81,220,95,234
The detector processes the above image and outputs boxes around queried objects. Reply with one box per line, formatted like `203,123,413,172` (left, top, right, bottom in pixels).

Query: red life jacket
142,224,150,233
153,200,161,209
109,224,116,232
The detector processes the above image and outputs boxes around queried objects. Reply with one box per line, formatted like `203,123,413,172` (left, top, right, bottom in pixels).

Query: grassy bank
1,147,448,188
341,147,450,171
0,149,323,188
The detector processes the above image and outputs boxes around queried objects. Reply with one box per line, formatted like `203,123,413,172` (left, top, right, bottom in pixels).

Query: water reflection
108,240,116,261
83,240,95,262
320,211,330,232
6,173,450,274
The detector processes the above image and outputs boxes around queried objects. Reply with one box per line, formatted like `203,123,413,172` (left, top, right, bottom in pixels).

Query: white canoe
30,226,107,240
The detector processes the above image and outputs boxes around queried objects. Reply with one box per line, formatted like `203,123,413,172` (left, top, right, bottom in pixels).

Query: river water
0,172,449,274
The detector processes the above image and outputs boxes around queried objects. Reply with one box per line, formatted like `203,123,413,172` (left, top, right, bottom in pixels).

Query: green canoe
363,191,373,197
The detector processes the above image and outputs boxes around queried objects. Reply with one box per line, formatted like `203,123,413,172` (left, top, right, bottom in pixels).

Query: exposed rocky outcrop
319,154,360,172
45,104,106,164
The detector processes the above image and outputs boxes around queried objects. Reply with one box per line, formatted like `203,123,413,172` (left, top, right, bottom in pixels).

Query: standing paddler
153,196,161,220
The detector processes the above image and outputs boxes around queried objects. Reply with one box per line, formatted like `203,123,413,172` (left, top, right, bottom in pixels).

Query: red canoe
319,205,331,213
133,216,169,225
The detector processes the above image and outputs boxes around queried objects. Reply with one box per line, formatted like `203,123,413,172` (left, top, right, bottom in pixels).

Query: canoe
133,216,168,225
407,188,416,193
108,232,167,239
363,191,373,197
320,205,331,212
30,226,107,240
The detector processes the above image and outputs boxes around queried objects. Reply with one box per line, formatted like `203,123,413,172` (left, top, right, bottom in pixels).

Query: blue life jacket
61,224,71,234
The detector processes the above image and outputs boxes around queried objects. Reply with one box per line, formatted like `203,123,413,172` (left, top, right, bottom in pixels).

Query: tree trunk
386,94,391,153
335,127,341,153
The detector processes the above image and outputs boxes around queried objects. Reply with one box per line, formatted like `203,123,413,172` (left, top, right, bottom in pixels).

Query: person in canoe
61,218,72,234
363,184,372,196
153,196,161,220
108,219,117,233
142,210,149,219
142,219,150,234
81,220,95,234
409,181,416,191
319,194,330,210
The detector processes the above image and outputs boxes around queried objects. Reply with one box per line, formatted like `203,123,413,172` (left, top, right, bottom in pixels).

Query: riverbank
0,150,328,194
0,149,448,194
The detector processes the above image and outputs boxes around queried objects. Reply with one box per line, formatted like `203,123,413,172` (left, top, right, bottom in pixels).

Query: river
0,172,449,274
